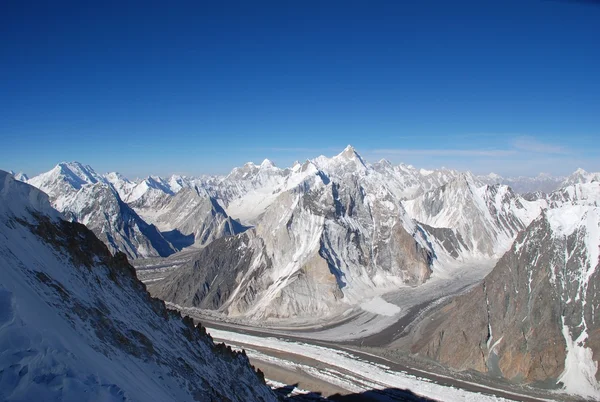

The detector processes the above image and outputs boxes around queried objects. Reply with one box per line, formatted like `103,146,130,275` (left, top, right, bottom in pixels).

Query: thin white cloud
368,148,517,157
512,136,570,154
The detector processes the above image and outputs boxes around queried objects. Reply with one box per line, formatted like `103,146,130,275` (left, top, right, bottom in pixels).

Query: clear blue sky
2,0,599,178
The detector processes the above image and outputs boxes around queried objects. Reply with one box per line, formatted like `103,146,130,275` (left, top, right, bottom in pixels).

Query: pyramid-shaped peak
377,158,392,167
260,159,276,169
340,144,358,157
574,168,588,175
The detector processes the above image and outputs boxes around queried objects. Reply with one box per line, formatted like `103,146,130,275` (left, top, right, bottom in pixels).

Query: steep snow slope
411,202,600,400
0,171,276,402
371,158,468,200
28,163,175,259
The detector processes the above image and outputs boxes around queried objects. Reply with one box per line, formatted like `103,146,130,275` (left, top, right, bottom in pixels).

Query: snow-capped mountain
403,175,544,259
60,182,176,259
138,187,247,248
479,172,564,194
562,167,600,187
8,170,29,181
0,171,276,402
546,181,600,208
410,190,600,399
104,171,136,200
126,176,174,210
28,162,104,209
27,163,176,259
214,158,309,224
371,159,469,200
150,147,435,320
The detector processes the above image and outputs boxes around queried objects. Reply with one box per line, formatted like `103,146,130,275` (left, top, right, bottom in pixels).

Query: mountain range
11,146,600,398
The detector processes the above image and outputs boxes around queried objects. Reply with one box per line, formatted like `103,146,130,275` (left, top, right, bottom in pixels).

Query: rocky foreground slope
0,171,276,402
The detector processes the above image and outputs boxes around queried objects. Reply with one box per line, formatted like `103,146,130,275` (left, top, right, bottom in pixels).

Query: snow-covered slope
61,182,176,259
138,187,247,248
28,163,175,259
11,171,29,181
547,181,600,208
215,159,313,224
403,175,544,260
371,158,467,200
0,171,276,402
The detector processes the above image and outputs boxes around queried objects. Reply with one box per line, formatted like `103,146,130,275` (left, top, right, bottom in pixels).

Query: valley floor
204,321,570,402
135,254,581,401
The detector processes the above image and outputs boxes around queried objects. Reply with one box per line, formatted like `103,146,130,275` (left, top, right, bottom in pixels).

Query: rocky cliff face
0,171,276,402
411,203,600,399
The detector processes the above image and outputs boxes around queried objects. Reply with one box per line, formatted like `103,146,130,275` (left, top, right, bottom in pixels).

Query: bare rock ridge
0,170,276,402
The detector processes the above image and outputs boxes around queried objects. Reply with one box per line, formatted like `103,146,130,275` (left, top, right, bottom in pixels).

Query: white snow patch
558,320,600,399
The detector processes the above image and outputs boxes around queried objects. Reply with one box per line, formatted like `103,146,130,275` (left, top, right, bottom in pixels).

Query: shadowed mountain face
0,171,276,402
411,204,600,398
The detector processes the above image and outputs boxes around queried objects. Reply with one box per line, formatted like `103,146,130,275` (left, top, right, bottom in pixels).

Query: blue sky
1,0,599,178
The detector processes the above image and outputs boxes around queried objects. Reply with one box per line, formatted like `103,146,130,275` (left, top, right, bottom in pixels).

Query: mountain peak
260,159,276,169
340,144,358,157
